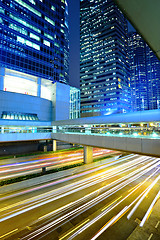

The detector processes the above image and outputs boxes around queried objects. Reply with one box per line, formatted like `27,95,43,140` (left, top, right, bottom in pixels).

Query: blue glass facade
128,32,160,111
80,0,131,117
0,0,69,83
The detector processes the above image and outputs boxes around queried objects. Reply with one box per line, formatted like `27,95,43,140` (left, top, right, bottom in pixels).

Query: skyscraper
146,45,160,110
0,0,78,124
80,0,131,117
0,0,69,84
128,32,160,111
128,32,147,111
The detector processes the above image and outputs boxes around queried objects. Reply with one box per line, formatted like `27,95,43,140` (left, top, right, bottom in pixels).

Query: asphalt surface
0,153,159,240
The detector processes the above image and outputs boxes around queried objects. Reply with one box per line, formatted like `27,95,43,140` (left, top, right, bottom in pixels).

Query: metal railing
54,126,160,139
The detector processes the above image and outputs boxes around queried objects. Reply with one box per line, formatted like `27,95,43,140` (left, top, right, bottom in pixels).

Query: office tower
128,32,148,111
0,0,69,85
80,0,131,117
146,46,160,110
128,32,160,111
0,0,79,125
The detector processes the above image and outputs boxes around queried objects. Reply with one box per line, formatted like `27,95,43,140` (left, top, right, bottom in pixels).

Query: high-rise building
0,0,80,125
146,45,160,110
128,32,147,111
80,0,131,117
0,0,69,84
128,32,160,111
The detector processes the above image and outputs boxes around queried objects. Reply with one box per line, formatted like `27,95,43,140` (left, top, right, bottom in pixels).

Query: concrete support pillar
44,145,47,152
0,67,5,91
53,139,57,151
37,77,41,97
42,167,46,174
84,146,93,164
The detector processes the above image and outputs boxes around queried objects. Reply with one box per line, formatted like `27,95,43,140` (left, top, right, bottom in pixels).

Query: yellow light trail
101,196,122,211
59,219,90,240
0,229,18,239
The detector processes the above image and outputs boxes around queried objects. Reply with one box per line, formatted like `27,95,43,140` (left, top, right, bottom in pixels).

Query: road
0,148,116,181
0,154,159,240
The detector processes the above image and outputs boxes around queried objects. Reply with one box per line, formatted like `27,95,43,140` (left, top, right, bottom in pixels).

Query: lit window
14,0,41,17
28,0,36,4
17,36,25,44
51,6,55,11
44,33,54,40
10,14,41,33
44,40,50,47
30,33,40,41
54,42,59,48
17,36,40,50
45,16,55,26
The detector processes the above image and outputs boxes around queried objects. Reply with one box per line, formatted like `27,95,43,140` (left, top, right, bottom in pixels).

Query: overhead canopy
114,0,160,60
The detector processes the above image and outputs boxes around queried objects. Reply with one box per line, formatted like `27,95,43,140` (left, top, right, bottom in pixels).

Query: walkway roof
114,0,160,60
53,109,160,126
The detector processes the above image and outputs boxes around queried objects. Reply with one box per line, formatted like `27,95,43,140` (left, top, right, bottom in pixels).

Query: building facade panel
0,90,52,121
0,0,69,83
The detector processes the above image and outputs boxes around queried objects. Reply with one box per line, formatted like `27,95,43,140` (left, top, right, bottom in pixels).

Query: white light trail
20,159,159,240
90,207,129,240
61,168,160,240
140,190,160,227
127,174,160,220
0,155,155,219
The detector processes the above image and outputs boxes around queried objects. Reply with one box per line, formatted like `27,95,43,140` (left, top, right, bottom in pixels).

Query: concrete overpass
52,132,160,158
52,109,160,159
0,110,159,160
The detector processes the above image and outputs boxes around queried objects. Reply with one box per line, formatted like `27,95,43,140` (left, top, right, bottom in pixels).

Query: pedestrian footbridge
0,110,160,157
52,110,160,157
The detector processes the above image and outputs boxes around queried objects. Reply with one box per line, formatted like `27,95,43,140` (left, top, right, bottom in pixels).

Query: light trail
0,154,158,240
0,228,18,239
127,174,160,220
0,148,111,172
0,156,82,175
0,154,135,203
59,219,90,240
19,159,159,240
140,190,160,227
90,207,129,240
0,155,153,218
0,157,138,217
58,167,160,240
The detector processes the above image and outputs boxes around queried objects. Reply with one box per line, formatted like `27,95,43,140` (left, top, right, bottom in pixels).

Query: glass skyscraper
128,32,160,111
0,0,69,83
80,0,131,117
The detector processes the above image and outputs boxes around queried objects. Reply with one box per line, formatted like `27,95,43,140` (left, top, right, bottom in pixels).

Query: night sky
68,0,80,88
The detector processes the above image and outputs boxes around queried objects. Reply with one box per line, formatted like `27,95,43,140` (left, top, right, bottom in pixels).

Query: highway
0,154,159,240
0,148,116,181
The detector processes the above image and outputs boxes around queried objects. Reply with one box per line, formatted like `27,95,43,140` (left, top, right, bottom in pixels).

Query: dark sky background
68,0,80,88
